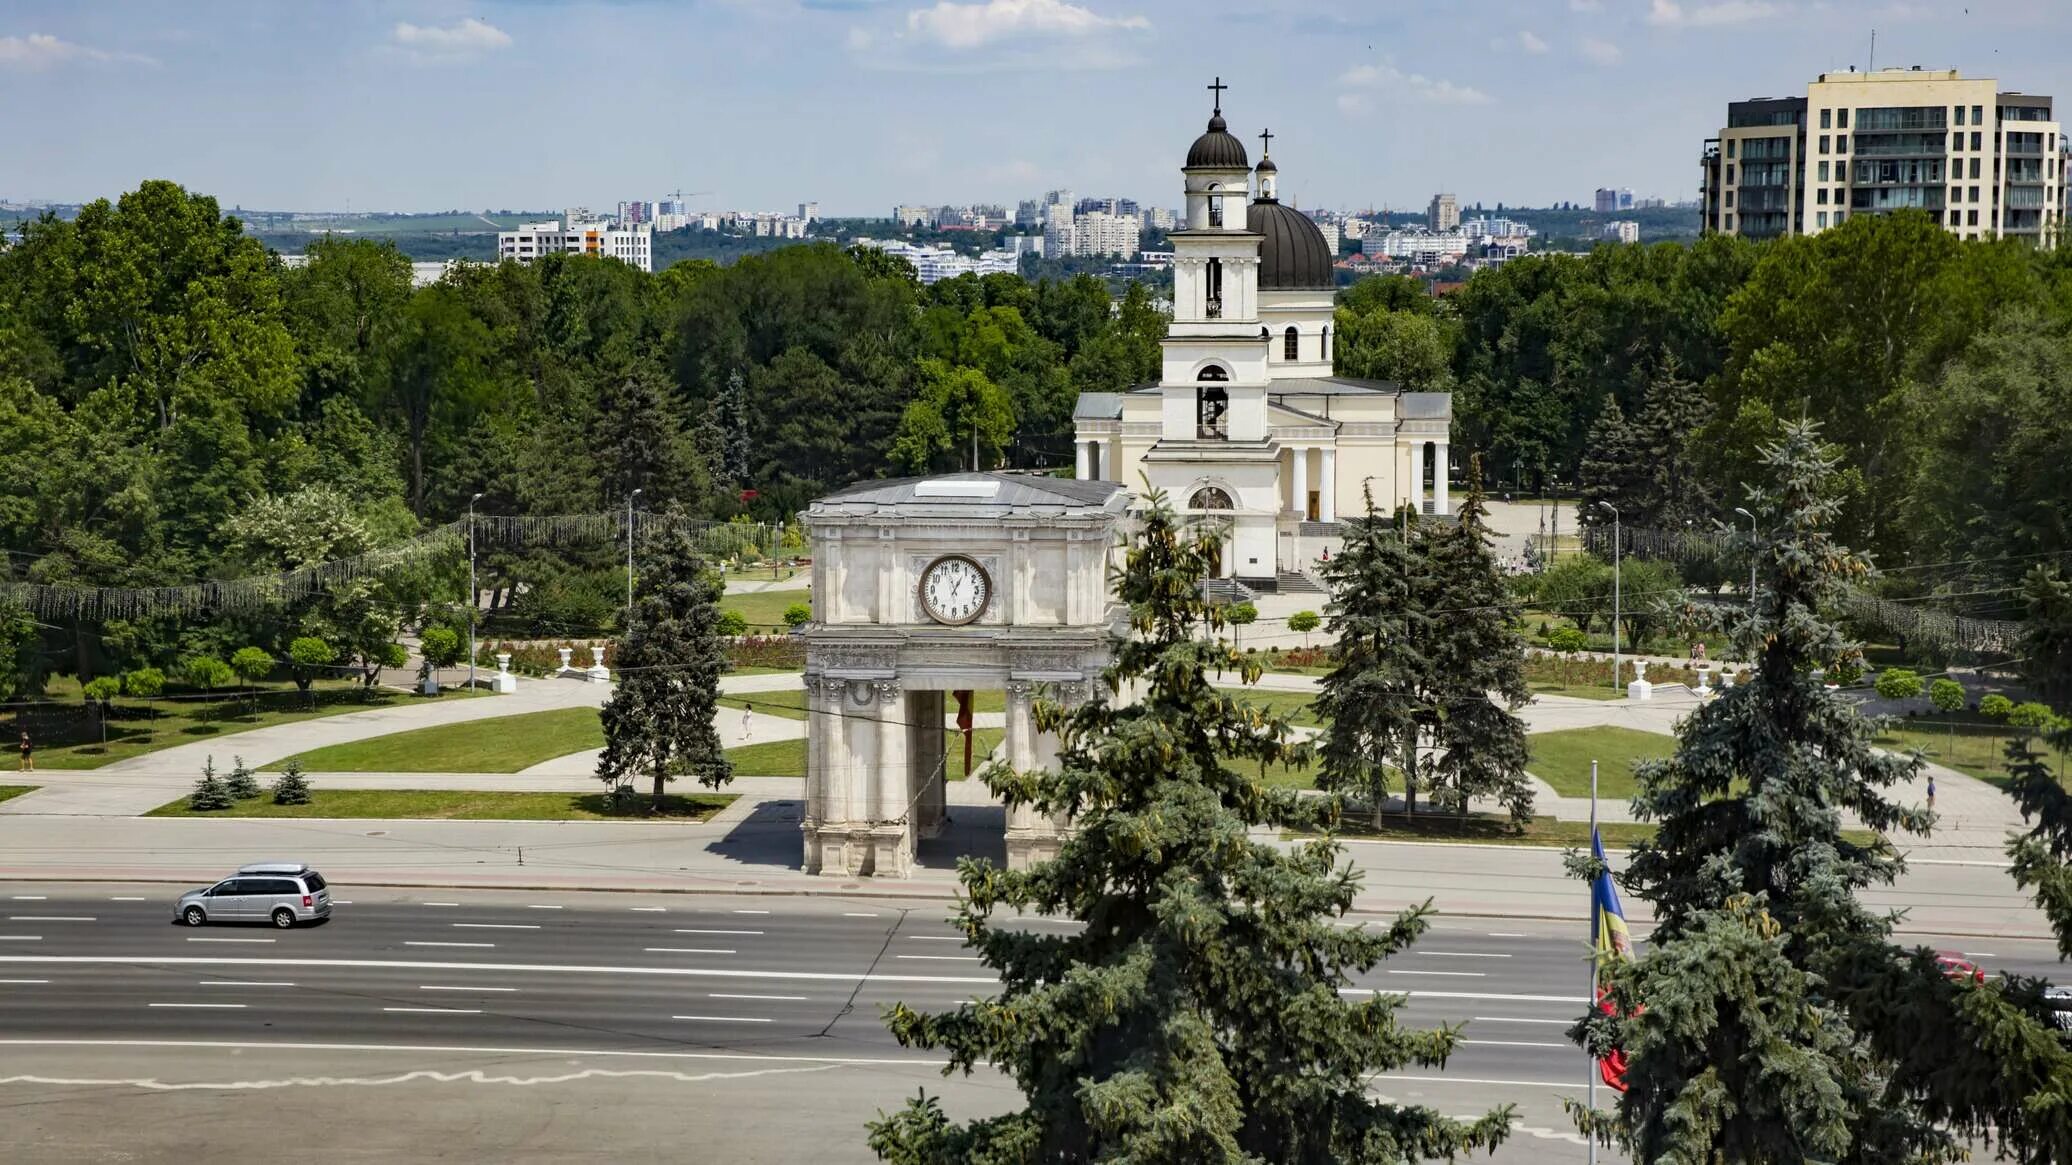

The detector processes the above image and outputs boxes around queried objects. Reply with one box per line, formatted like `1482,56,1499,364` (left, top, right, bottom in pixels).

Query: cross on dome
1206,76,1228,113
1258,127,1273,156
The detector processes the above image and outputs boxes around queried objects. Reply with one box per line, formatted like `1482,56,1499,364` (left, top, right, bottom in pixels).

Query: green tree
596,517,732,807
122,667,166,698
867,490,1512,1162
229,646,273,689
1316,499,1429,823
2020,566,2072,705
270,757,312,805
182,655,233,695
889,360,1015,474
716,609,748,637
1535,554,1613,635
417,625,463,690
287,636,337,694
1982,693,2015,721
1875,667,1924,703
1287,608,1319,646
782,602,812,629
225,755,261,800
1223,600,1257,647
189,757,232,812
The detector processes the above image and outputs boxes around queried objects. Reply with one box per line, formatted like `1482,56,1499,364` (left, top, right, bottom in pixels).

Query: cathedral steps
1276,569,1327,596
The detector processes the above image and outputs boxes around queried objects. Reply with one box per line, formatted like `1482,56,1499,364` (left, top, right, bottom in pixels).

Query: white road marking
906,936,965,943
383,1007,481,1015
0,979,48,984
710,993,807,1002
420,986,518,993
1344,988,1588,1004
9,916,92,922
1416,952,1512,959
1964,951,1999,958
1385,969,1486,978
423,903,460,908
671,1015,771,1024
10,895,46,900
201,981,295,988
404,942,494,949
332,901,352,906
630,907,667,913
453,923,538,930
0,936,40,942
1471,1016,1572,1025
673,928,762,936
526,905,563,910
110,897,147,902
1459,1039,1568,1049
187,938,275,944
0,1037,937,1068
646,948,735,955
0,955,996,986
895,954,981,962
730,909,770,915
1488,932,1527,938
149,1003,245,1009
842,912,880,918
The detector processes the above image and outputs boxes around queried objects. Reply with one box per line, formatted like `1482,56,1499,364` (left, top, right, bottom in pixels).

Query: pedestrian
1926,775,1937,811
16,728,30,773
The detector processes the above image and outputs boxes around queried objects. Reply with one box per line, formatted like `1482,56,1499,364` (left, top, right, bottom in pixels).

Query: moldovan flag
1590,827,1635,1092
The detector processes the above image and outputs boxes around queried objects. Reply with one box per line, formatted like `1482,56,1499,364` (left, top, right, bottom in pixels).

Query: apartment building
1701,67,2063,245
1427,192,1460,232
1603,220,1641,244
497,213,654,272
1042,209,1142,259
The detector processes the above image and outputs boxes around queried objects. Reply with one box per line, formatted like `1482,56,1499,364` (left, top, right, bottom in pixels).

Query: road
2,884,2065,1163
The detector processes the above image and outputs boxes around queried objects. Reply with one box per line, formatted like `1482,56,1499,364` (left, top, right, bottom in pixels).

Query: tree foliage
867,491,1512,1163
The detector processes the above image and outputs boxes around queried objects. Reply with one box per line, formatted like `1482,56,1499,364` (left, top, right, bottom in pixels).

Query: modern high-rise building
498,215,654,272
1427,192,1460,232
1701,67,2064,245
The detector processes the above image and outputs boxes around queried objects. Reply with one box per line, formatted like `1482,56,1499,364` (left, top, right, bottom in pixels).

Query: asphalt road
3,882,2066,1163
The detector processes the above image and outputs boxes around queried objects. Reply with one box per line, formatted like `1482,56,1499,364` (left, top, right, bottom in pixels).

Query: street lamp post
1734,506,1757,613
1599,501,1621,693
467,492,483,691
626,488,643,629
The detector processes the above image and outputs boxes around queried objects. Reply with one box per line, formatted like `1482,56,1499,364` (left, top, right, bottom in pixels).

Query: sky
3,0,2068,217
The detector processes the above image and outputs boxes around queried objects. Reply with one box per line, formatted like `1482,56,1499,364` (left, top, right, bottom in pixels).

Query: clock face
920,555,991,625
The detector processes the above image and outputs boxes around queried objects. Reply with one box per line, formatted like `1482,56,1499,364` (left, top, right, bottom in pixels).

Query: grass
1875,714,2072,787
1526,726,1677,798
147,789,733,821
719,587,812,632
718,689,1007,721
268,707,602,774
723,727,1006,780
1296,812,1662,848
20,680,484,771
0,785,36,805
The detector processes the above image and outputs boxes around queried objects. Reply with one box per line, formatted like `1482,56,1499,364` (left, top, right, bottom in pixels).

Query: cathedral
1071,83,1454,591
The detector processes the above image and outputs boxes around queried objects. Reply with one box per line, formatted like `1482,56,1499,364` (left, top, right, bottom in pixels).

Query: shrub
1873,667,1924,702
122,667,166,698
1980,693,2015,721
229,646,274,688
782,602,813,629
727,635,805,671
1271,645,1331,670
271,758,312,805
1827,658,1864,687
2008,701,2061,731
1547,627,1589,654
189,758,233,812
287,636,337,692
183,655,235,693
417,626,463,685
1929,678,1966,715
226,755,261,800
717,610,749,637
1225,601,1258,646
82,676,120,702
1288,610,1320,646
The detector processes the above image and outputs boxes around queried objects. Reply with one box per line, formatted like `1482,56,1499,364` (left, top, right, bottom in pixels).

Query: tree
1287,609,1319,647
867,489,1513,1162
189,757,232,812
1316,498,1431,825
182,656,233,695
225,755,261,800
1930,677,1967,761
1535,554,1613,635
2021,566,2072,706
229,646,273,689
596,517,732,808
270,757,312,805
1982,693,2016,721
1548,626,1589,653
888,360,1014,474
122,667,166,698
716,609,748,637
782,602,812,629
1875,667,1924,703
1223,600,1257,647
417,625,463,690
287,636,337,694
1567,420,2049,1161
1418,463,1534,823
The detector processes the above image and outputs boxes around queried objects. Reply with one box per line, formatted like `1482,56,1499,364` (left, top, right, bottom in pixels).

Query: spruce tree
1575,396,1639,531
1419,460,1533,823
189,757,232,812
1630,358,1715,528
1315,494,1431,827
867,490,1512,1163
226,755,261,800
1568,421,2072,1161
597,513,732,809
271,757,312,805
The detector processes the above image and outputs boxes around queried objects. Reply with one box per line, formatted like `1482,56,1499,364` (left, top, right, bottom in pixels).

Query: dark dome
1254,155,1278,175
1186,112,1249,169
1248,200,1335,290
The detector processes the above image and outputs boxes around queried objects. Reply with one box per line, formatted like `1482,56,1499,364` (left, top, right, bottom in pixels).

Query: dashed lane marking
895,955,981,962
646,948,735,955
0,937,40,942
730,910,771,915
201,981,294,988
0,979,48,984
711,993,806,1002
1385,969,1486,978
673,929,761,936
842,912,880,918
671,1015,771,1023
404,942,493,949
526,905,563,910
148,1003,245,1009
1471,1016,1571,1025
1416,951,1512,959
109,897,147,902
630,907,666,913
420,986,518,993
0,955,994,986
423,903,460,908
9,896,46,901
8,916,93,922
383,1007,481,1015
187,938,274,944
453,923,539,930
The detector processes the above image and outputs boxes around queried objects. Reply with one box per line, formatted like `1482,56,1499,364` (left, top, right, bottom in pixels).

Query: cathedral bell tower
1161,77,1269,440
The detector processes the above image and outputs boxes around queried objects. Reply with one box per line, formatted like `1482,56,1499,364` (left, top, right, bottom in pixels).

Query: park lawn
0,786,36,805
719,588,812,632
147,789,733,821
1526,726,1678,798
1875,715,2071,787
1298,812,1662,848
267,706,602,774
723,727,1006,780
30,681,484,771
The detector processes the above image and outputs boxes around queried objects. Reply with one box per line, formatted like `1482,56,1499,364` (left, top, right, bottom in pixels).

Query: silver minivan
175,862,332,928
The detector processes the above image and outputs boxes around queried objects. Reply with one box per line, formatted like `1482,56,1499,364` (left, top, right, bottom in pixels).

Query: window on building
1208,194,1223,229
1837,135,1849,153
1727,164,1736,183
1971,157,1981,179
1973,131,1983,151
1821,109,1832,129
1951,186,1962,206
1955,105,1966,126
1973,104,1984,124
1817,188,1828,205
1971,185,1980,202
1205,258,1223,319
1321,326,1330,362
1818,211,1829,228
1283,327,1299,362
1726,139,1737,159
1726,191,1735,208
1969,209,1980,226
1725,214,1735,231
1189,486,1234,511
1819,134,1830,153
1818,161,1830,181
1195,372,1229,441
1949,209,1962,226
1838,108,1850,129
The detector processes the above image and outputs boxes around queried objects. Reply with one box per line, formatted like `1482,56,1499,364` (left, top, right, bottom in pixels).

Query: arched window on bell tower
1196,366,1230,439
1209,190,1224,228
1206,258,1223,319
1283,326,1299,362
1322,325,1331,365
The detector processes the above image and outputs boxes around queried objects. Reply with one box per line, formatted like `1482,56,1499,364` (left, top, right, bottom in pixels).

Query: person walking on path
1927,774,1937,812
16,729,31,773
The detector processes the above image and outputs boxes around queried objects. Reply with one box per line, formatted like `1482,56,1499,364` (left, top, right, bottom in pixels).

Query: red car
1936,950,1986,985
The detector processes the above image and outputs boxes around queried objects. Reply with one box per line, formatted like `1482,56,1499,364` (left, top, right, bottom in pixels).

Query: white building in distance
497,214,653,272
1603,220,1641,243
852,238,1022,284
1043,209,1142,258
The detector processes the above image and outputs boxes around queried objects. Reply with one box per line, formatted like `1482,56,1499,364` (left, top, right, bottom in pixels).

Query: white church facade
1072,84,1454,590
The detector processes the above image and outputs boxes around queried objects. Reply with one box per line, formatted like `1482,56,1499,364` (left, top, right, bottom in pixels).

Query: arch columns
1003,680,1077,871
1434,440,1451,516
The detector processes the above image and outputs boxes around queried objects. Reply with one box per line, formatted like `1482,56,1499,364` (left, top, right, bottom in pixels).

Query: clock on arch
919,553,992,625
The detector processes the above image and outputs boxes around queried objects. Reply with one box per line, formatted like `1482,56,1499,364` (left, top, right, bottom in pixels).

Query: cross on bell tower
1258,127,1273,155
1206,75,1228,113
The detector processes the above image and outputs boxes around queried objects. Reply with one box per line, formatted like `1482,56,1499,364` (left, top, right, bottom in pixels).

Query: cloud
1519,30,1550,53
1578,37,1621,65
1337,62,1493,109
391,17,512,52
1647,0,1782,27
905,0,1147,49
0,32,153,68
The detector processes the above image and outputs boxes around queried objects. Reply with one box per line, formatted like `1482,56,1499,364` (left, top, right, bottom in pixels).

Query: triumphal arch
798,472,1126,877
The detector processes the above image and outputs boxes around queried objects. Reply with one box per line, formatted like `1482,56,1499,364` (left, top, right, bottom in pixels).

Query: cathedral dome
1248,200,1335,290
1186,112,1249,169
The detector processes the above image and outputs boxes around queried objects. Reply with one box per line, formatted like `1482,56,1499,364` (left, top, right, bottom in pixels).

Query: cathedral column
871,680,912,877
1289,445,1308,518
1434,440,1451,516
1319,447,1337,523
1075,441,1090,481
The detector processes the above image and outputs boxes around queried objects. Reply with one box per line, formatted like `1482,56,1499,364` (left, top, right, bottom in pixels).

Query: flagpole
1588,757,1599,1165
